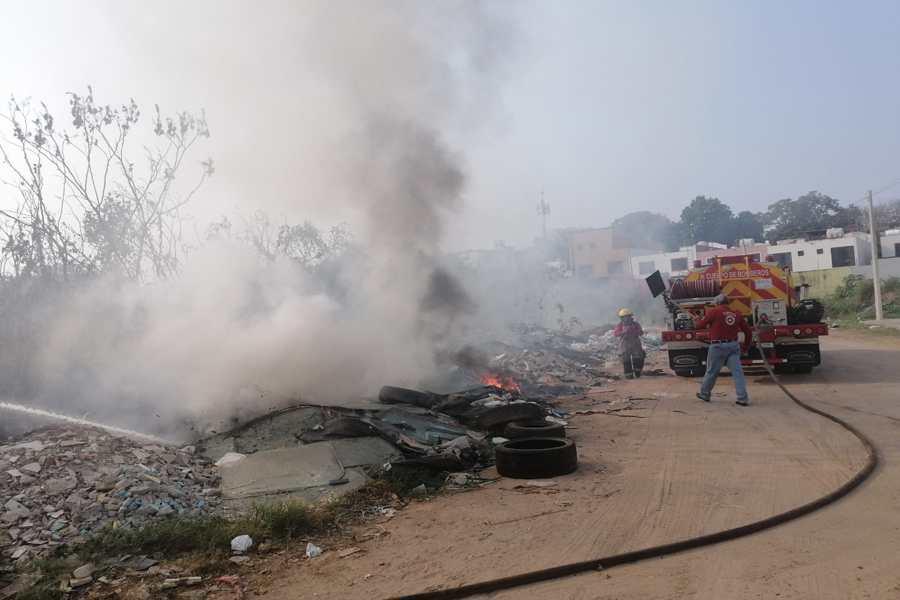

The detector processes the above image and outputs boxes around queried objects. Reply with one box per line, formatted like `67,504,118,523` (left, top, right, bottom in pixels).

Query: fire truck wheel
504,420,566,439
495,438,578,479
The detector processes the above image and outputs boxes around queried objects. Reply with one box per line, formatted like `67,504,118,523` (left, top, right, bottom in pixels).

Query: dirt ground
238,330,900,600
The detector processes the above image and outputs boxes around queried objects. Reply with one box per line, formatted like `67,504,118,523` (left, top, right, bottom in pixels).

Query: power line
871,178,900,198
846,178,900,206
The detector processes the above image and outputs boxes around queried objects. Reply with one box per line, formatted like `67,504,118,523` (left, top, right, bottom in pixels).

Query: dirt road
253,330,900,600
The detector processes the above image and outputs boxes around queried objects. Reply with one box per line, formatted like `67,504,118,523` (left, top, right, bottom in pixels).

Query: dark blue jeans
699,341,749,402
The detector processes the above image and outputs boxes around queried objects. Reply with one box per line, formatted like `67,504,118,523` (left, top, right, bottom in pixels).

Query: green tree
611,211,680,251
875,199,900,229
679,196,735,245
763,191,855,242
732,210,764,242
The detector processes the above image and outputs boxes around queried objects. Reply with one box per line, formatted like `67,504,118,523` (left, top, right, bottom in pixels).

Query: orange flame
480,372,521,392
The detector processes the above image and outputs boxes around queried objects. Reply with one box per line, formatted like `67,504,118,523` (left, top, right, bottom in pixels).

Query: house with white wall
766,231,872,272
631,249,692,278
630,242,728,277
880,229,900,258
629,230,874,279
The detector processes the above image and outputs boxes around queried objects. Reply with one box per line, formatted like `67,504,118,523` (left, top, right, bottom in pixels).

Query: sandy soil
242,330,900,600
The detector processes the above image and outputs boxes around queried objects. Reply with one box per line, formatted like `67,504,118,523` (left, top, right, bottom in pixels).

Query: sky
2,0,900,250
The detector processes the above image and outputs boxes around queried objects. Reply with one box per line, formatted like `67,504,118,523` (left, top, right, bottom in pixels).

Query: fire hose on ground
389,341,879,600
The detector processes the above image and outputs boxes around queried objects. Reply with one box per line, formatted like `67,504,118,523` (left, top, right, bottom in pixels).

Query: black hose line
389,345,879,600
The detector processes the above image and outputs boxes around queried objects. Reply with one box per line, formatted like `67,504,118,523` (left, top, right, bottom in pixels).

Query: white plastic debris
72,564,95,579
215,452,246,467
13,441,45,452
230,534,254,554
305,542,323,558
491,437,509,445
518,480,558,488
446,473,470,487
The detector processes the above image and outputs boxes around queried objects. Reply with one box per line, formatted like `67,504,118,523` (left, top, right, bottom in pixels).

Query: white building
766,231,872,272
631,249,693,278
881,229,900,258
630,242,728,278
629,230,874,278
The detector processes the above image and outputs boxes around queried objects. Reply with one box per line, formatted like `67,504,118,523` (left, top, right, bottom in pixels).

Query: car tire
378,386,435,408
503,420,566,439
495,438,578,479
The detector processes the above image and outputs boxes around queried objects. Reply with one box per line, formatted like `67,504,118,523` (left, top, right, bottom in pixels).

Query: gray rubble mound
0,426,220,565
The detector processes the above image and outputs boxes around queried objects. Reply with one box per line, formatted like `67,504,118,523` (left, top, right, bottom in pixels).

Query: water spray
0,401,175,446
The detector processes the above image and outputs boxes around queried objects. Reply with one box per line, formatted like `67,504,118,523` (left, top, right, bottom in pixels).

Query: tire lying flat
378,385,433,407
503,420,566,439
495,438,578,479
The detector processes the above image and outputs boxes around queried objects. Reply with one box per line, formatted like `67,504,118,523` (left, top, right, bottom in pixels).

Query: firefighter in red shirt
613,308,645,379
694,294,752,406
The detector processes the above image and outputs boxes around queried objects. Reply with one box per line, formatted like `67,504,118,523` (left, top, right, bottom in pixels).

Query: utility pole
867,190,884,322
537,189,550,240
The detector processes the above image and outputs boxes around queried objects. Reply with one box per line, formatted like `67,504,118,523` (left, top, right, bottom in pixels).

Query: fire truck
646,254,828,376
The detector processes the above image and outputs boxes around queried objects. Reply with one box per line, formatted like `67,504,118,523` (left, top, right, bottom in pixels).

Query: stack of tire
495,419,578,479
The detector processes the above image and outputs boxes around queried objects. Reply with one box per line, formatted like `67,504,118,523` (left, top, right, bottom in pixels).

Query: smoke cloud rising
11,2,518,438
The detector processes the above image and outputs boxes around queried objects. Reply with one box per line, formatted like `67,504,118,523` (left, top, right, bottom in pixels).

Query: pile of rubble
567,329,662,355
197,382,567,510
464,326,663,398
199,325,667,509
0,426,221,565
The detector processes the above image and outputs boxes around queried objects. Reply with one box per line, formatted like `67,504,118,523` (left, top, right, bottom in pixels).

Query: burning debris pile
477,345,608,398
0,427,219,565
453,325,663,399
481,326,662,399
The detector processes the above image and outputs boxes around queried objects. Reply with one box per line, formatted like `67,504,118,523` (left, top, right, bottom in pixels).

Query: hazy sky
2,1,900,250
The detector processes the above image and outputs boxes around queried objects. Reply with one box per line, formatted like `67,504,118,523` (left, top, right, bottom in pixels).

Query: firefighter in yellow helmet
614,308,645,378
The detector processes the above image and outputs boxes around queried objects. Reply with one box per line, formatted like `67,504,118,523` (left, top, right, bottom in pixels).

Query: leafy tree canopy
763,191,863,242
610,211,680,251
679,196,735,245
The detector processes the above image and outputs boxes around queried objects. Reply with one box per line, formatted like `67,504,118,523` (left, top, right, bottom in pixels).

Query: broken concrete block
72,564,95,579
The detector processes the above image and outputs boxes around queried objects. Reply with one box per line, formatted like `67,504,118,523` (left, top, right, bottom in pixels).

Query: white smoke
19,1,518,438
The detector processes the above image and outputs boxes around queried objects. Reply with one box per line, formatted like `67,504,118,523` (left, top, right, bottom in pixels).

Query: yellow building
568,228,637,280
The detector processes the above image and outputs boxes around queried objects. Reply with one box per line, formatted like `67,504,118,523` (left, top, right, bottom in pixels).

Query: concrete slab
221,467,371,513
200,435,236,463
217,437,399,510
219,443,342,500
864,318,900,330
331,437,401,467
231,407,325,454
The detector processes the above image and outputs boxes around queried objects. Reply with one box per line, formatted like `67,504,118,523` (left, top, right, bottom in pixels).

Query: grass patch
13,557,72,600
16,470,434,593
378,464,449,496
78,478,400,562
824,275,900,319
80,515,259,559
14,583,63,600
